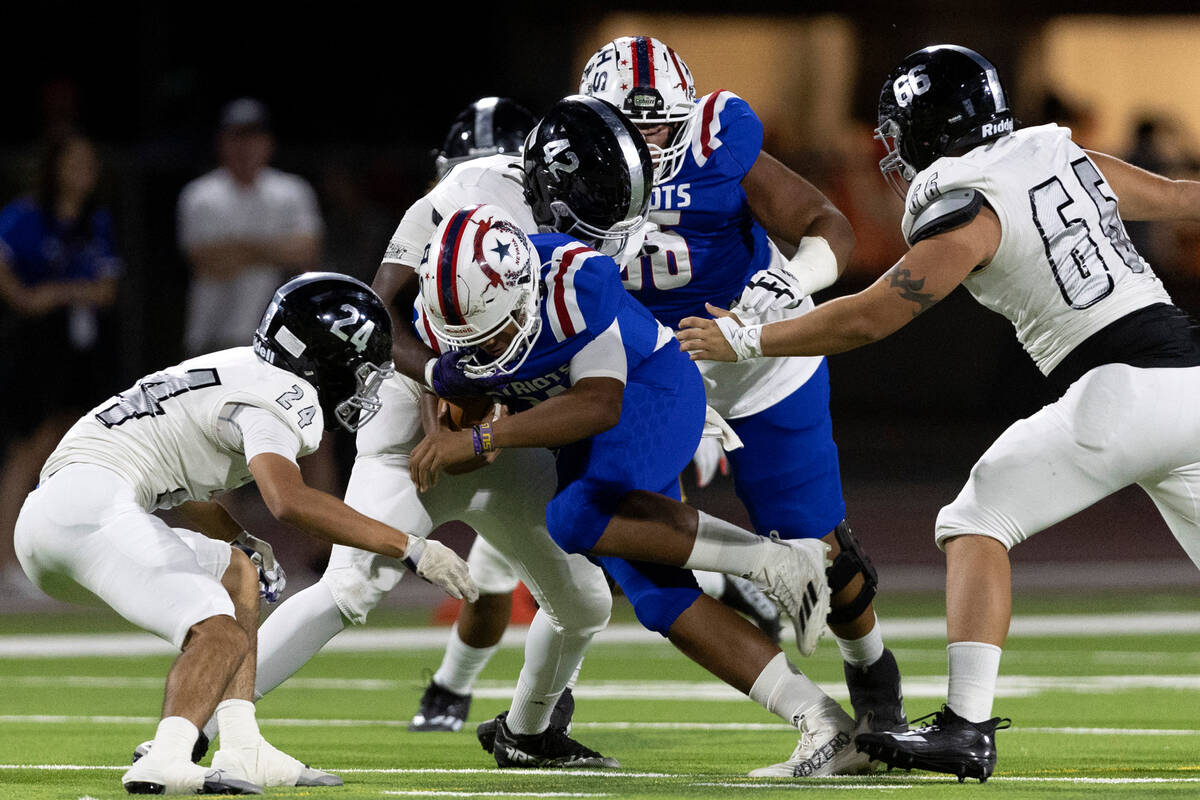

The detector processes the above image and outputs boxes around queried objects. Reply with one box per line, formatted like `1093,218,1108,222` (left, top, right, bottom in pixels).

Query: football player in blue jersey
578,35,907,770
410,95,875,777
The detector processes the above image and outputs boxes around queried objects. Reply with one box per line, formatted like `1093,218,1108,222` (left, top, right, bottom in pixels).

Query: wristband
472,420,495,455
401,536,426,573
785,236,839,297
424,357,437,391
714,316,764,361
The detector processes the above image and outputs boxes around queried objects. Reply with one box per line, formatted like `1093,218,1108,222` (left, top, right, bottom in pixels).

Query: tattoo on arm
886,267,937,316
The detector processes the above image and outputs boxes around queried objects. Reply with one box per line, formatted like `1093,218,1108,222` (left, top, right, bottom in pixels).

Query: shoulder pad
226,371,324,455
907,189,985,245
540,239,620,343
691,91,762,172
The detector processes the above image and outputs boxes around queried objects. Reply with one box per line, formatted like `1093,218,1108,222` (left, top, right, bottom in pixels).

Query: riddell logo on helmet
981,118,1014,137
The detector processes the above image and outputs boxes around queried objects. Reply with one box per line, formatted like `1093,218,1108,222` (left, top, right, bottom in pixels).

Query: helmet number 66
893,66,931,108
330,303,376,353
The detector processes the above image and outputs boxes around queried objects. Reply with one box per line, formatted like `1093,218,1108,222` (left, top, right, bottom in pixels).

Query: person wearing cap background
177,97,324,356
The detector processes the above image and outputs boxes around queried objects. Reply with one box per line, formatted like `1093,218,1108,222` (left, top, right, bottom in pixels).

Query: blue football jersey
416,233,672,410
620,91,773,327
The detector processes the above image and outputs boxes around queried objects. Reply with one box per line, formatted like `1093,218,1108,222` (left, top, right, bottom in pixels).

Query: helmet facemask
333,359,394,432
545,197,646,261
874,117,916,200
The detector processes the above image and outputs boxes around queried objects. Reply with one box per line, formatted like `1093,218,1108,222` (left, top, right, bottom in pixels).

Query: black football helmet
522,94,653,261
876,45,1014,196
253,272,394,432
435,96,537,179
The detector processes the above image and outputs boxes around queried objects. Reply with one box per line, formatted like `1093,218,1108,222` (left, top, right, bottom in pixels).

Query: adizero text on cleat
749,699,872,778
854,705,1010,783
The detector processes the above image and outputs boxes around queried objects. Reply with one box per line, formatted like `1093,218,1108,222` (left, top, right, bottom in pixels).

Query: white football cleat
749,699,873,778
211,737,342,787
121,756,262,794
752,537,831,657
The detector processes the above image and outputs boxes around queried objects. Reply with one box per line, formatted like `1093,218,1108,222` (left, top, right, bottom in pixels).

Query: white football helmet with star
579,35,699,184
419,203,542,377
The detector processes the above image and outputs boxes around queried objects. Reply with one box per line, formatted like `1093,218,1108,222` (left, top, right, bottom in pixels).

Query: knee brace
826,520,879,626
627,584,702,635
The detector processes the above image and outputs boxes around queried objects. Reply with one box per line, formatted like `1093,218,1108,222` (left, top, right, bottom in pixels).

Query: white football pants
254,374,612,705
937,363,1200,567
15,464,234,648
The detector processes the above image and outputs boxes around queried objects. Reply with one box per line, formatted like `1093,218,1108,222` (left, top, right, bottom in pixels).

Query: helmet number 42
893,66,931,108
330,303,376,353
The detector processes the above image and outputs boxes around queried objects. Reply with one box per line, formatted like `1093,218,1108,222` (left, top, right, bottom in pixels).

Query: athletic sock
748,651,829,728
433,623,499,696
946,641,1003,723
836,614,885,667
149,716,199,764
506,610,590,735
682,511,771,578
214,699,261,750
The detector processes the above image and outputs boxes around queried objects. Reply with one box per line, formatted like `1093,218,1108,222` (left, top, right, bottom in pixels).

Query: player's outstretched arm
409,377,624,492
249,452,477,600
743,151,855,267
174,500,244,541
678,207,1001,361
372,262,437,384
1086,150,1200,223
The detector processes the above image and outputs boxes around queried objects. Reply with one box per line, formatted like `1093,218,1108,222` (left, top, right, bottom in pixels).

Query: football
440,396,495,431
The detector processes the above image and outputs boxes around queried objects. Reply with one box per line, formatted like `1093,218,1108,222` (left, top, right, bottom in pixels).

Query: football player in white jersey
679,44,1200,782
244,101,623,767
14,272,476,795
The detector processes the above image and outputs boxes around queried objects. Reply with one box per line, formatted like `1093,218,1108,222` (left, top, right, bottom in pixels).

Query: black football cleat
719,575,783,644
131,732,211,765
477,688,574,753
409,680,471,732
844,648,907,733
855,705,1011,783
488,710,619,768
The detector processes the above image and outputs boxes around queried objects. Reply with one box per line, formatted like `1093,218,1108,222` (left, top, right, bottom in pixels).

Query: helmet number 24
329,304,377,353
893,66,931,108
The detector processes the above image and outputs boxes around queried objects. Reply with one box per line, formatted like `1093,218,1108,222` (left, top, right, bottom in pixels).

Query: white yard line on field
3,715,1200,738
9,674,1200,701
4,612,1200,657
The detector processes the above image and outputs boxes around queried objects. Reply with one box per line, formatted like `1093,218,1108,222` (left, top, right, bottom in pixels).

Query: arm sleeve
569,319,627,384
216,402,304,464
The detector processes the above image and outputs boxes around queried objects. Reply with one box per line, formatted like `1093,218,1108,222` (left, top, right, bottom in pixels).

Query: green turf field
3,590,1200,799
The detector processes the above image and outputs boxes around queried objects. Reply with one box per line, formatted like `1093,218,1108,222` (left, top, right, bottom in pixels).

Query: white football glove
402,538,479,602
692,436,729,488
735,236,839,316
233,531,287,603
737,266,807,315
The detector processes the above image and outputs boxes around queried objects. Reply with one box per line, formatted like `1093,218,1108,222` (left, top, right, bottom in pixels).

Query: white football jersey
381,154,536,269
901,124,1172,375
42,347,324,510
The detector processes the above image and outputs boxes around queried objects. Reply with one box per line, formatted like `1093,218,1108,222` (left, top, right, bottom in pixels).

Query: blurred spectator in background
176,98,338,575
177,98,323,355
0,132,121,598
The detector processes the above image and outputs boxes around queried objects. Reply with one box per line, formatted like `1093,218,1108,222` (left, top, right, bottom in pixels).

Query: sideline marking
4,612,1200,657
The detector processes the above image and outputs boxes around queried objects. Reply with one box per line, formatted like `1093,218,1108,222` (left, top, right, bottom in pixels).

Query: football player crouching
13,272,477,795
